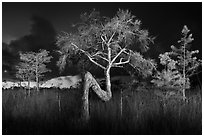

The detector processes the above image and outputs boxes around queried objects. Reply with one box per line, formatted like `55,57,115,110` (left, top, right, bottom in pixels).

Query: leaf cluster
151,51,184,89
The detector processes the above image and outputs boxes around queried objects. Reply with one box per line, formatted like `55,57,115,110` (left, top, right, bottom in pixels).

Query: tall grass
2,87,202,135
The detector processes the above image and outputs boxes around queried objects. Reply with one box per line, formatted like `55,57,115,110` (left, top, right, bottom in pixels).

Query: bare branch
107,31,116,44
119,58,124,64
111,65,124,68
100,36,106,50
55,50,63,55
91,51,101,57
71,43,86,53
101,52,108,56
112,55,131,66
101,35,106,43
123,50,130,55
96,54,109,62
87,56,106,70
91,51,109,62
71,43,106,69
104,35,108,41
186,70,202,77
110,48,126,65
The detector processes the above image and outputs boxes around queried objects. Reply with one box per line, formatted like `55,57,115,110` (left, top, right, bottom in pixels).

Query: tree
16,54,35,93
151,52,184,94
56,9,156,120
32,49,52,91
152,25,201,100
16,49,52,91
151,52,184,114
168,25,201,100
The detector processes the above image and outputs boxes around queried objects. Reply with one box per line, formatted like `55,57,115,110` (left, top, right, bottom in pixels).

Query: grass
2,86,202,135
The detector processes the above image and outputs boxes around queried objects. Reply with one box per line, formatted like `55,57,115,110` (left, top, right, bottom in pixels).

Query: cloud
2,34,17,44
9,15,56,52
2,15,58,77
2,42,18,73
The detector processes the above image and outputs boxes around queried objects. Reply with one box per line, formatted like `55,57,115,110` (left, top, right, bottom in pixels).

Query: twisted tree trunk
82,68,112,121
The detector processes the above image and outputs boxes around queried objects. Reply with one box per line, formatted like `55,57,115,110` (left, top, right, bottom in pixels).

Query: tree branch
71,43,86,53
71,43,106,69
107,31,116,44
87,56,106,70
110,48,127,65
111,65,124,68
91,51,109,62
101,35,106,45
91,51,101,57
104,35,108,41
96,55,109,62
123,50,130,55
112,55,130,66
187,70,202,77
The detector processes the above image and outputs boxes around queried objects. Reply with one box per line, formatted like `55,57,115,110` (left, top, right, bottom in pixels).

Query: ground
2,86,202,135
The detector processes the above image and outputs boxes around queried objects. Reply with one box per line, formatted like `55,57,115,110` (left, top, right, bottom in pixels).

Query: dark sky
3,2,202,44
2,2,202,78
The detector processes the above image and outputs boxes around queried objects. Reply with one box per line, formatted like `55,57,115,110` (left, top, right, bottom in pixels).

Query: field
2,86,202,135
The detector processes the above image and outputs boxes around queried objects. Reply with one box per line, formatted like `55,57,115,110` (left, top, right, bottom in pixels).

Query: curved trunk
82,68,112,121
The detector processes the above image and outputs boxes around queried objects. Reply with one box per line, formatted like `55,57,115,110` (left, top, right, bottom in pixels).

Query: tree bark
35,56,39,92
82,80,90,121
36,75,39,91
28,79,30,96
82,68,112,121
183,44,186,101
19,81,22,89
182,88,186,101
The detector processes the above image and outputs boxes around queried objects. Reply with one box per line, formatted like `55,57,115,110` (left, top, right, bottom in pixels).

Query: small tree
56,9,156,120
152,25,201,100
151,53,184,114
16,49,52,91
151,52,184,93
16,56,34,93
33,49,52,91
169,25,201,100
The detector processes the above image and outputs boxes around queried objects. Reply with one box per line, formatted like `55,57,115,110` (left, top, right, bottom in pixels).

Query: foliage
56,9,156,75
151,52,185,89
169,25,201,91
16,62,34,81
169,25,201,79
151,25,201,94
16,49,52,82
129,52,157,77
16,53,35,81
32,49,53,79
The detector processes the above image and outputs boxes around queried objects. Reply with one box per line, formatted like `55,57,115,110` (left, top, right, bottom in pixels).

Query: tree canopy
16,49,52,90
56,9,156,76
